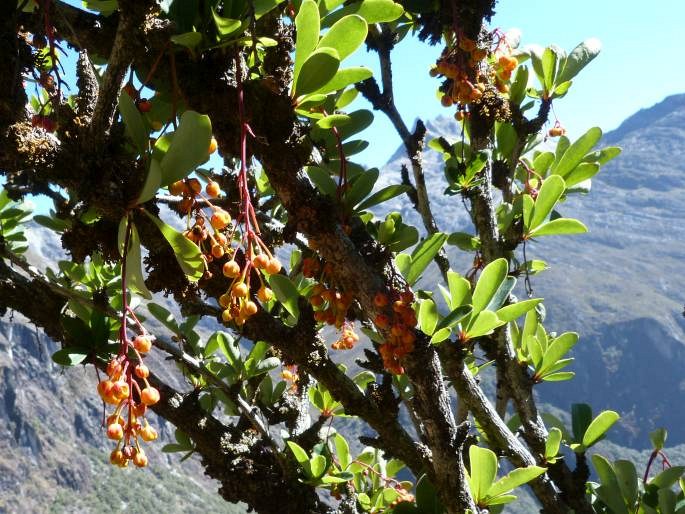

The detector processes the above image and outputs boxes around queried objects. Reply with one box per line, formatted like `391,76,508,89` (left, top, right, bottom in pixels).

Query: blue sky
350,0,685,168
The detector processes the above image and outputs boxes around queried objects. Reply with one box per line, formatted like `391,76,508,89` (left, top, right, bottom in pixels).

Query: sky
349,0,685,168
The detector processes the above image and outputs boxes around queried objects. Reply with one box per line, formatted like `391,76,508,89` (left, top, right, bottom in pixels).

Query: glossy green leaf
287,441,309,465
356,184,410,211
430,327,451,344
118,90,148,154
294,0,320,85
269,274,301,321
572,403,593,443
418,299,438,336
318,15,367,61
323,0,404,26
552,127,602,179
170,32,203,48
315,114,351,129
469,446,498,501
472,258,508,313
651,466,685,489
306,166,337,197
557,38,601,84
137,158,162,204
52,347,88,366
447,271,471,309
253,0,286,18
542,371,575,382
539,332,578,374
143,210,204,281
435,305,472,331
118,218,152,299
529,218,587,237
564,162,600,188
591,454,629,514
496,298,542,322
315,66,373,94
310,454,327,478
530,175,565,230
345,168,379,209
466,311,504,339
650,428,668,451
541,47,557,93
582,410,620,448
160,111,212,186
613,460,638,506
211,8,242,39
446,232,480,251
402,232,447,286
295,47,341,96
545,428,562,460
334,433,351,470
487,466,546,498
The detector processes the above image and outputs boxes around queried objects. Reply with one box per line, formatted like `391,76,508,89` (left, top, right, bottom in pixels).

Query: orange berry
134,364,150,379
169,180,187,195
309,295,324,307
375,314,390,329
210,209,231,230
133,451,148,468
208,137,218,154
112,380,130,400
211,244,225,259
400,291,414,304
133,403,147,417
140,425,158,442
257,286,273,302
97,380,114,399
107,423,124,440
232,282,248,297
265,258,282,274
141,387,160,406
110,449,126,466
106,414,125,426
205,181,220,198
253,254,269,269
374,293,389,308
243,301,258,316
133,335,152,353
223,260,241,278
221,308,233,322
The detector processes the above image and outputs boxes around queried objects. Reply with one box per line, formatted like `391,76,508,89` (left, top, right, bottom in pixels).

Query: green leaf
294,0,320,86
315,114,351,129
435,305,472,331
487,466,546,498
650,428,668,451
446,232,480,251
334,433,351,470
582,410,620,448
269,274,301,321
541,47,558,93
306,166,337,197
137,159,162,204
613,460,639,506
418,299,439,336
472,258,508,313
529,218,587,237
118,90,148,154
466,311,504,339
287,441,310,465
143,210,204,281
170,31,203,48
33,214,71,232
318,15,367,61
430,327,452,344
253,0,285,19
557,38,602,84
295,47,341,97
315,66,373,94
323,0,404,26
545,428,562,460
651,466,685,489
552,127,602,179
564,162,600,188
52,347,88,366
530,175,565,230
211,8,242,39
496,299,542,322
356,184,410,211
539,332,578,375
591,454,629,514
469,446,498,501
118,218,152,299
572,403,593,443
447,271,471,309
148,302,180,334
542,371,575,382
402,233,447,286
345,168,379,209
310,454,327,478
160,111,212,186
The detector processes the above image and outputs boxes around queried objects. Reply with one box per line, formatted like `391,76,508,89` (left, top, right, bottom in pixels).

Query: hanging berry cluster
373,290,417,375
97,219,160,468
303,256,359,350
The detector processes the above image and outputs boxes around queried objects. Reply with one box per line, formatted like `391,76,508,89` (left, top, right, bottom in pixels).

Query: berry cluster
98,333,160,468
303,255,360,350
373,291,417,375
431,34,487,109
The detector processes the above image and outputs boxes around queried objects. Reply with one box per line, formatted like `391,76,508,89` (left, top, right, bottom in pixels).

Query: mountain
379,93,685,448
